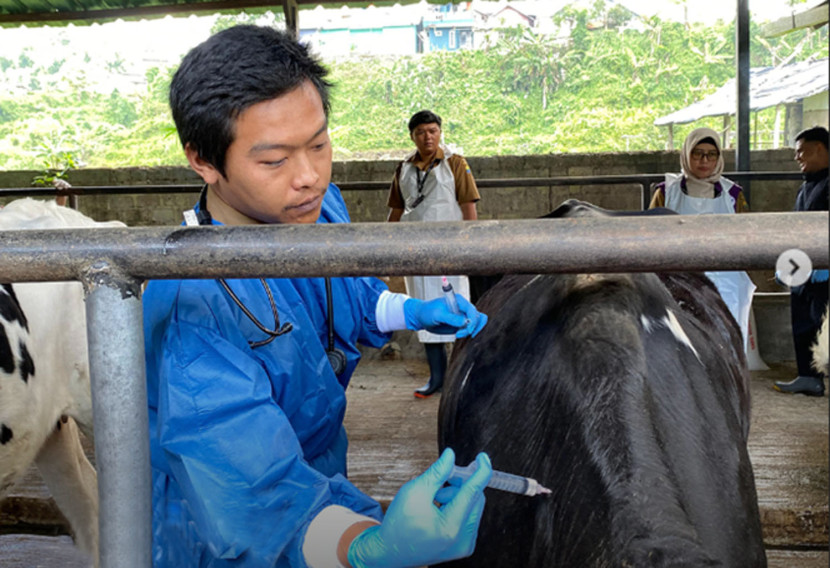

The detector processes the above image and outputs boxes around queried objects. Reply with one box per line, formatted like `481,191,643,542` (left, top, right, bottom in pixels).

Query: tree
18,52,33,68
494,26,567,110
212,10,285,34
30,130,80,188
0,13,825,168
106,55,127,74
105,90,138,127
47,59,66,74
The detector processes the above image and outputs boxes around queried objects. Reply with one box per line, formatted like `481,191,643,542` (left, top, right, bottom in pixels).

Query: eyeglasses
690,149,719,161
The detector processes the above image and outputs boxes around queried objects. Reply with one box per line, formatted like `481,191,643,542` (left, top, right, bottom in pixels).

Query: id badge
409,194,425,209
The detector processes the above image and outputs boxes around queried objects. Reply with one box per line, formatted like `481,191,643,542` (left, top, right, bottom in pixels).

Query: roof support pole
722,114,731,149
736,0,751,204
786,102,804,146
282,0,298,38
753,111,759,149
774,104,783,149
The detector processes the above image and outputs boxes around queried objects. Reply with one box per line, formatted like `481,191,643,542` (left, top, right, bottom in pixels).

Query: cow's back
438,208,765,567
0,198,120,564
0,198,123,442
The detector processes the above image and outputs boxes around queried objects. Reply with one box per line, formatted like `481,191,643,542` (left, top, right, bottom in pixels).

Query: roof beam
762,2,829,37
0,0,284,24
0,0,455,25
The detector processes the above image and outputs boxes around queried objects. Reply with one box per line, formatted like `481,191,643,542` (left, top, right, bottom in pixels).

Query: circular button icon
776,248,812,287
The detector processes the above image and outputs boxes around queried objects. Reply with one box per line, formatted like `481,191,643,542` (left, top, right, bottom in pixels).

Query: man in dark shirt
774,126,829,396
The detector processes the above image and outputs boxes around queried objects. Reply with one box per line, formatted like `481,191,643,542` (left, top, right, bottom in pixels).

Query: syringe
441,276,462,315
449,462,552,497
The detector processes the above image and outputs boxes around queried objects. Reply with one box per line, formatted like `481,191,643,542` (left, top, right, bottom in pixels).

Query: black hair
696,136,718,148
169,25,332,178
795,126,829,150
408,110,442,133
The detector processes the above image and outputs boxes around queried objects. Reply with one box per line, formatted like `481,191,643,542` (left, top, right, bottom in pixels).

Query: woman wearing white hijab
649,127,748,212
649,127,755,353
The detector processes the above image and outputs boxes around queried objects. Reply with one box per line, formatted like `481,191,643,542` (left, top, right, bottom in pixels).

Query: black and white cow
814,308,829,377
438,200,766,567
0,198,124,565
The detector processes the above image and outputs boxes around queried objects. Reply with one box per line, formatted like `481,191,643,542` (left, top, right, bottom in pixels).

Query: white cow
814,307,829,377
0,198,125,565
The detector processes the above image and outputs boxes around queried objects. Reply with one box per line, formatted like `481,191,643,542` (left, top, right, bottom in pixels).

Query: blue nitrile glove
403,296,488,338
811,270,829,283
348,448,492,568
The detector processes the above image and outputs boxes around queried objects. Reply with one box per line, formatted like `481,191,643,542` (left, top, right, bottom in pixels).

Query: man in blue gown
144,25,491,567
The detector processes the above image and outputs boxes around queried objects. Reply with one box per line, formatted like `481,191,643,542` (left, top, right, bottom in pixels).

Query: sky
615,0,811,25
0,15,217,95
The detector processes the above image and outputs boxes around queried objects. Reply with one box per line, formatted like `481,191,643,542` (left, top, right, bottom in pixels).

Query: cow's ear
545,199,599,219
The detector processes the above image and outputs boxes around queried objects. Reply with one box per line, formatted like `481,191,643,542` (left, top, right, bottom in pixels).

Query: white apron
665,174,755,350
400,145,470,343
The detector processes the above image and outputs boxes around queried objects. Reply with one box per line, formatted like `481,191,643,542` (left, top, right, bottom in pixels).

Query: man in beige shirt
387,110,480,397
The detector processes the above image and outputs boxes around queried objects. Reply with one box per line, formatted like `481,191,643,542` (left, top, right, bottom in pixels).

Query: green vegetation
0,5,826,171
330,15,826,159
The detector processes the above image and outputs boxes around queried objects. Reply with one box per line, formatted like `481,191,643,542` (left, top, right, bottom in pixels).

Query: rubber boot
415,343,446,399
773,375,825,396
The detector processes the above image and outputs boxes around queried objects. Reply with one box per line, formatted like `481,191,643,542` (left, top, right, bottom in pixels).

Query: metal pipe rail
0,170,804,205
1,211,826,568
0,212,827,283
85,278,149,568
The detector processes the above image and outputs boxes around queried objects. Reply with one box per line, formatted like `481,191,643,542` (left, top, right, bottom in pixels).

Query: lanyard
411,158,440,209
415,158,441,194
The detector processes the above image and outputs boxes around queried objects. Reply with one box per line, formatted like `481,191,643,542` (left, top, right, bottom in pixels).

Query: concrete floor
1,359,827,566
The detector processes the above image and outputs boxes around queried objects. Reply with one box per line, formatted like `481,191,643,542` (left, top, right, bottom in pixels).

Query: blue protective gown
143,183,388,567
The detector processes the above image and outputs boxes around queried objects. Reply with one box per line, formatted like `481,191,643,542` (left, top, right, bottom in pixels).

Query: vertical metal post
84,264,151,568
736,0,751,205
282,0,299,38
786,102,803,146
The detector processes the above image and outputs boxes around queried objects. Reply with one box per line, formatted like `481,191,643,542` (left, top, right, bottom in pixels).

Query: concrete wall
0,148,806,362
0,148,803,225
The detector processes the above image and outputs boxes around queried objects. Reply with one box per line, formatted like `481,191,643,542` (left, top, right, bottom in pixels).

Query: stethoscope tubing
194,185,346,372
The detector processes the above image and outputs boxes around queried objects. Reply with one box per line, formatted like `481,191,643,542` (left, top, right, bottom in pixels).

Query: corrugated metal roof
654,58,829,126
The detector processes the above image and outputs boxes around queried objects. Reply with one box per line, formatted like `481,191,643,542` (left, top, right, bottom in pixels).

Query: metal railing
0,171,805,210
2,213,827,282
0,211,826,567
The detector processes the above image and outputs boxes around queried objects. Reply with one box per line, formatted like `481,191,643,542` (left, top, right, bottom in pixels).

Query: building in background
299,1,537,58
421,5,476,52
299,4,423,57
654,58,829,150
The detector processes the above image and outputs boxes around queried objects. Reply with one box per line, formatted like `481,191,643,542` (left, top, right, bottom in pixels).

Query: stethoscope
188,185,347,375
